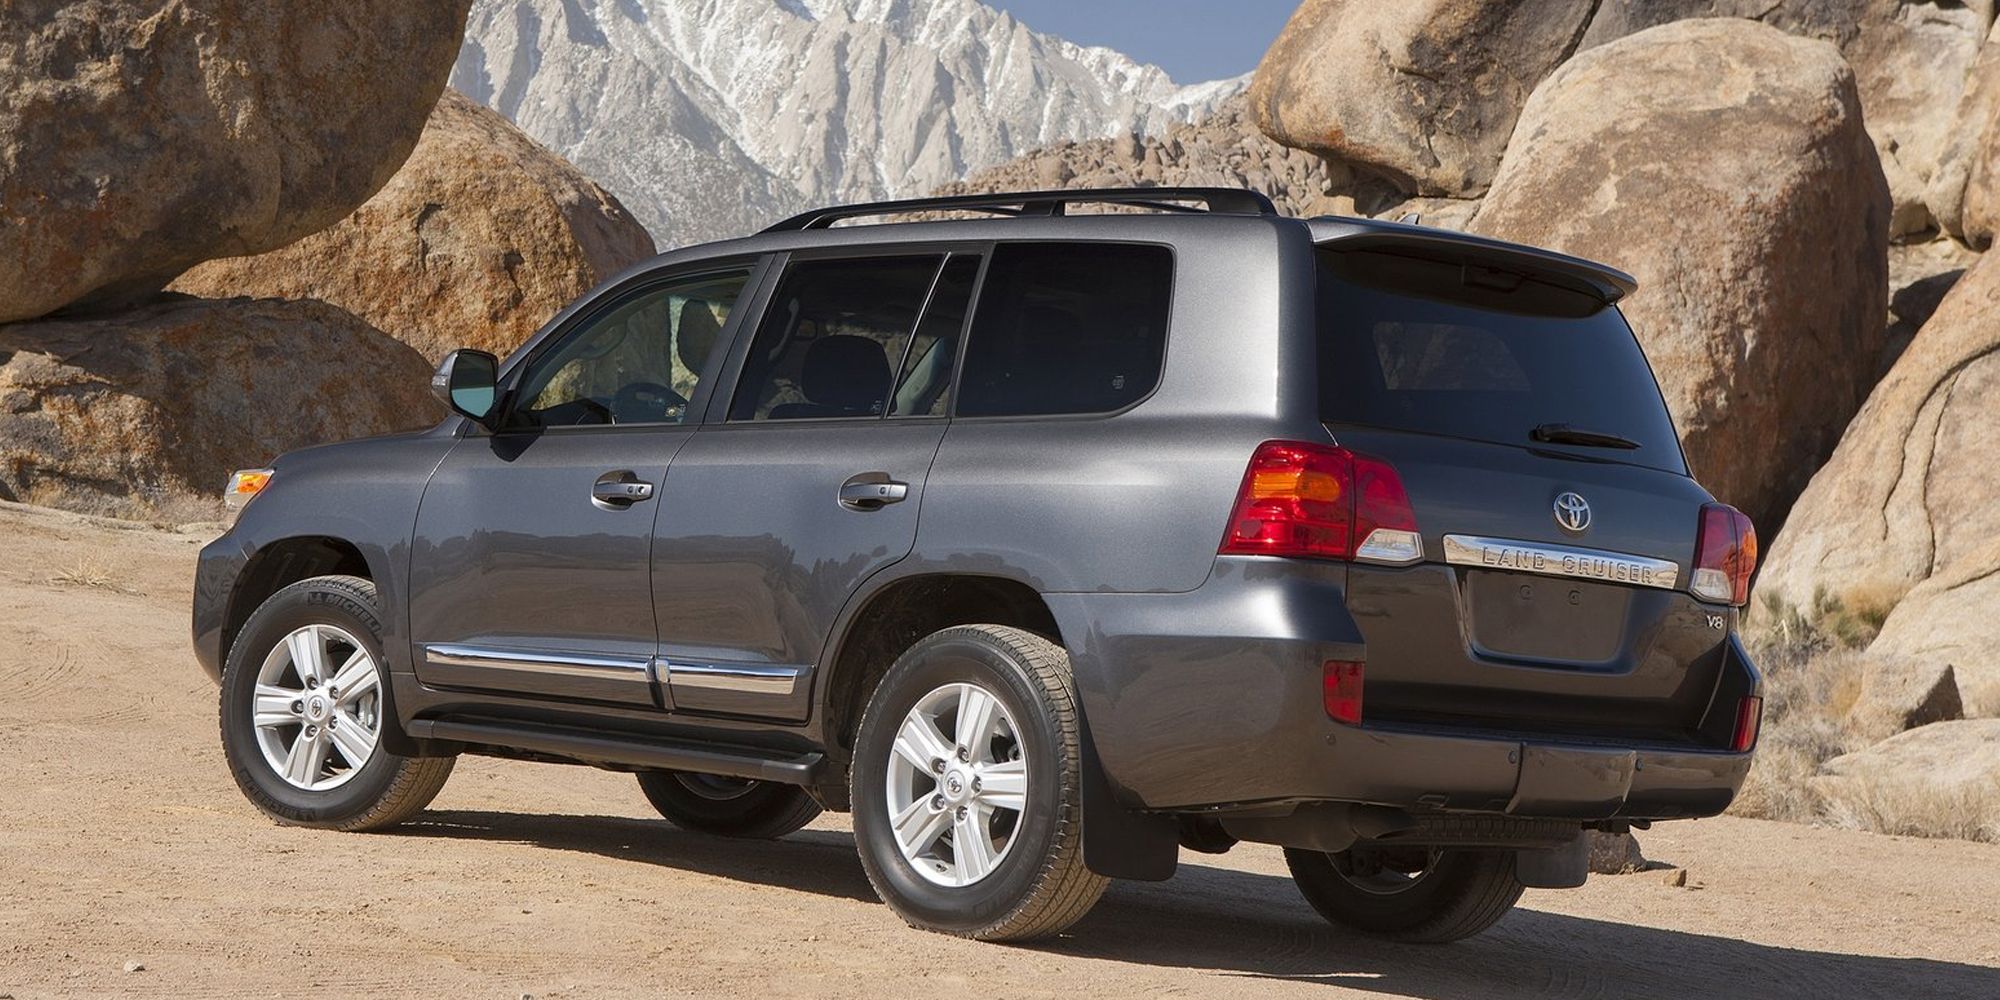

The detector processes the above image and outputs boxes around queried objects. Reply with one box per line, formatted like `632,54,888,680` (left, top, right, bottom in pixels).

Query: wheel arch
814,570,1180,879
817,571,1063,759
222,535,375,668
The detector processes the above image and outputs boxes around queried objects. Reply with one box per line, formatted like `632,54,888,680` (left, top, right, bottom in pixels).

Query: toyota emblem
1553,492,1591,533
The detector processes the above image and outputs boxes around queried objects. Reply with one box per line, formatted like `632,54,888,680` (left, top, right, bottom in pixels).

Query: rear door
1316,246,1725,738
407,261,759,707
649,249,981,720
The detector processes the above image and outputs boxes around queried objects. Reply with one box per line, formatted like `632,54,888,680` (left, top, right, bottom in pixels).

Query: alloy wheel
250,624,382,791
883,682,1028,887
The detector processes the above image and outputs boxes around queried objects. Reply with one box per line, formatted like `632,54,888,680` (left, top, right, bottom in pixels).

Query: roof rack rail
762,187,1279,232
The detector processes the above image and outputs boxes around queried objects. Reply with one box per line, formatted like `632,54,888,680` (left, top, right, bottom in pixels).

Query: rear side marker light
1220,441,1422,565
1731,695,1763,753
1692,502,1758,606
1324,660,1364,725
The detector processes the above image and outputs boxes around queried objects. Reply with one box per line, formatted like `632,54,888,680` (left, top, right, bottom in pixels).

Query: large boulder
1468,20,1891,530
1933,22,2000,247
1864,540,2000,717
1249,0,1598,198
1756,250,2000,613
1581,1,1996,239
1812,719,2000,836
1848,657,1965,741
0,297,439,517
173,91,656,363
0,0,473,324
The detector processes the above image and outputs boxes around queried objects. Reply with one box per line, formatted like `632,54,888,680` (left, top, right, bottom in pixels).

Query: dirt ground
2,500,1997,1000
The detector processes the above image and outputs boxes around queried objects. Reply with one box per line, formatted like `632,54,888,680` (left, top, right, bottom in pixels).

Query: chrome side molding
1441,534,1680,591
419,643,659,706
664,661,805,697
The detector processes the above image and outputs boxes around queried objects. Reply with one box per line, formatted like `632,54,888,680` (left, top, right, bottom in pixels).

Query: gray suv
192,188,1763,944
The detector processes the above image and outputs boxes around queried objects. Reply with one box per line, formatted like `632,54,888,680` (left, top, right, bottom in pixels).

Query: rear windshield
1317,249,1685,474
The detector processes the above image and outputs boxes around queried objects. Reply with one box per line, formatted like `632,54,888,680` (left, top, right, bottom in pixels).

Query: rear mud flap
1079,721,1179,881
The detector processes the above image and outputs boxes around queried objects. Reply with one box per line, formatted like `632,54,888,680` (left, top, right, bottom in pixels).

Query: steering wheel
613,381,688,423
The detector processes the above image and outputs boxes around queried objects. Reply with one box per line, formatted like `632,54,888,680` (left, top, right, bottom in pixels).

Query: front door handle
838,472,909,511
592,470,655,510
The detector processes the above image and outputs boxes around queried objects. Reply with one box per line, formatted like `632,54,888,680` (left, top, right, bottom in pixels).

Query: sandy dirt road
2,501,1997,999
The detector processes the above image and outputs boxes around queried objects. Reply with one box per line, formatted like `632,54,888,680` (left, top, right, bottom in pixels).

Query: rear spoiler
1306,216,1638,308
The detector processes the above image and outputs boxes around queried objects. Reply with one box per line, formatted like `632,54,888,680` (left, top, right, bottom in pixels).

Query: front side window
730,255,945,421
955,243,1174,418
512,267,752,428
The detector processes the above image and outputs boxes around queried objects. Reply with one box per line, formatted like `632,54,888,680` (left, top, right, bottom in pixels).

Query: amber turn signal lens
225,468,274,516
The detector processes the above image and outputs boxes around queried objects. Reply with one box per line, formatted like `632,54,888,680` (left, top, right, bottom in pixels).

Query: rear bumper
1047,556,1757,820
1296,723,1751,820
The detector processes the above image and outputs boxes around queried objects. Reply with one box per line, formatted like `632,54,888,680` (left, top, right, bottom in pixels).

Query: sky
986,1,1297,83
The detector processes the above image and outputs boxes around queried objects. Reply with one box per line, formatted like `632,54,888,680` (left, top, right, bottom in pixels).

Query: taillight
1323,660,1364,725
1731,695,1763,752
1691,503,1757,605
1220,441,1421,564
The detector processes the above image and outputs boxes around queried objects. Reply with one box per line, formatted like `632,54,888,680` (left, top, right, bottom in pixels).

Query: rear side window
1318,249,1685,473
956,243,1173,418
729,255,944,421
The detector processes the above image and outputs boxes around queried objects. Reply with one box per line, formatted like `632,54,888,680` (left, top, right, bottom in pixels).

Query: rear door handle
838,472,909,511
592,470,655,509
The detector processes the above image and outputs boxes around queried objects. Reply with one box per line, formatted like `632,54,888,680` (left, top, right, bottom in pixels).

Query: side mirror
432,349,500,428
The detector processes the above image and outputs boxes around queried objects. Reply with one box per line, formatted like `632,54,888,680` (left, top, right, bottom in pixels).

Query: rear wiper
1530,422,1641,450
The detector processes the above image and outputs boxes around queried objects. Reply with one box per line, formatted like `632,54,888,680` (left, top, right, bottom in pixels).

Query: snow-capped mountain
452,0,1245,247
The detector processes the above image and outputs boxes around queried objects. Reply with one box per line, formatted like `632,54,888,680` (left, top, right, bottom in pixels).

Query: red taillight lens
1324,660,1364,725
1691,503,1758,606
1220,441,1421,564
1731,695,1763,752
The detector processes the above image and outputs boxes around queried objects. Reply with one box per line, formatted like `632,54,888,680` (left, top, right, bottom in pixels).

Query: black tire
850,624,1108,942
1285,846,1524,943
219,575,454,831
635,771,822,839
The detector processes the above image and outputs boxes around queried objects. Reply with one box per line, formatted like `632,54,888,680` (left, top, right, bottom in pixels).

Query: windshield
1317,248,1686,474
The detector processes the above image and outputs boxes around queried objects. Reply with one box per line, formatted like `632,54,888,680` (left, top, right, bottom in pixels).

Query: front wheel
635,771,822,839
219,575,454,830
850,625,1107,941
1285,846,1524,943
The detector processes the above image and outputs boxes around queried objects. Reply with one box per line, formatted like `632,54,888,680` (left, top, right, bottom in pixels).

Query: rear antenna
1397,212,1422,226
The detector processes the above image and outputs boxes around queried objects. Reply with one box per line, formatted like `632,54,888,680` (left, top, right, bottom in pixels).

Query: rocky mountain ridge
451,0,1244,246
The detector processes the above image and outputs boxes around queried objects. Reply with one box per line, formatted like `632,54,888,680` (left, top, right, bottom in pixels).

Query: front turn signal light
225,468,274,520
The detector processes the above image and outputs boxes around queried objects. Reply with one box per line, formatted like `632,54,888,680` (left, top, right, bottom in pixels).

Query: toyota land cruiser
192,188,1762,944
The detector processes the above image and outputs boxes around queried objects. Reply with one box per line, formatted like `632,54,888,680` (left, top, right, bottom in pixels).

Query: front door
408,260,762,707
652,250,981,719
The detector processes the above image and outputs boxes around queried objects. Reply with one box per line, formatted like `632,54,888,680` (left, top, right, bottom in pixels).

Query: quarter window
730,255,945,421
512,267,752,428
955,243,1174,418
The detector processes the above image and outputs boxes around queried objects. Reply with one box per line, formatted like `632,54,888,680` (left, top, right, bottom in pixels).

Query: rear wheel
850,625,1107,941
219,576,454,830
635,771,822,839
1285,846,1524,943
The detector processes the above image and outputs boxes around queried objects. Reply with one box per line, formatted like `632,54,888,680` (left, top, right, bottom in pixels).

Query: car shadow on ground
398,809,2000,1000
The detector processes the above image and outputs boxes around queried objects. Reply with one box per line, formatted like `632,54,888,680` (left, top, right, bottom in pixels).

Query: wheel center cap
943,769,971,803
304,696,330,723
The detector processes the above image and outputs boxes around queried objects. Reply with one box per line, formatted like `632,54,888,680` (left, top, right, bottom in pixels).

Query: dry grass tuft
1818,775,2000,844
47,557,128,593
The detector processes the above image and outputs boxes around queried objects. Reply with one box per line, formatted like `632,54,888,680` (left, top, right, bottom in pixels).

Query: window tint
891,255,981,417
956,243,1173,418
513,268,751,428
730,255,944,421
1317,249,1684,473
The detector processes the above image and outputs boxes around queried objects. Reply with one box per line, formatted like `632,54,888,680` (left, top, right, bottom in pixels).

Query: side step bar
406,717,824,786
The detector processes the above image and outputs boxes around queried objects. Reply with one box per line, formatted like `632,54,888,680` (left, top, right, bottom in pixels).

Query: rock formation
1469,19,1891,531
0,0,474,324
0,297,439,518
174,91,657,363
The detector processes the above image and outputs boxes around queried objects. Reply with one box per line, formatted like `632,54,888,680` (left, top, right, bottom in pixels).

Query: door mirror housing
432,349,500,427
